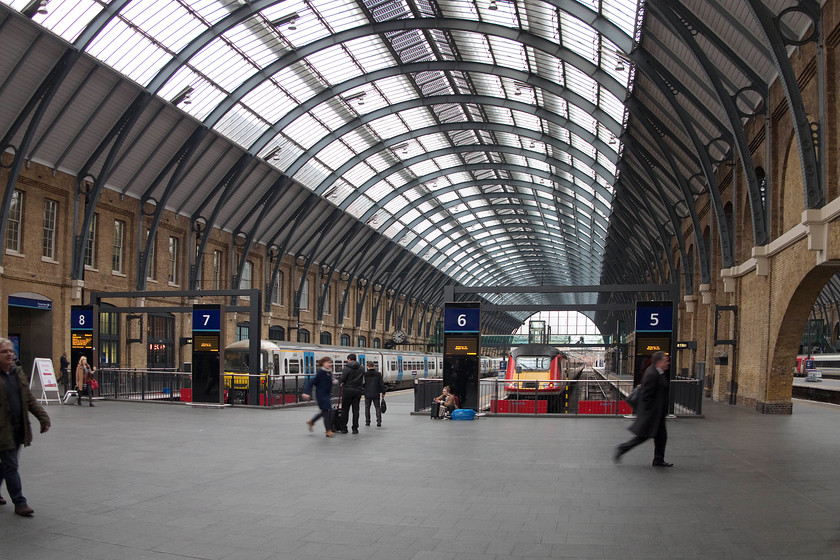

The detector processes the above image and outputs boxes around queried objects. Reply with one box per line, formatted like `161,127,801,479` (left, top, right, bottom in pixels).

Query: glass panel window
168,236,179,284
112,220,125,273
6,189,23,253
340,334,351,347
320,332,332,345
236,323,249,341
358,336,366,347
323,284,331,315
271,271,283,305
147,230,156,280
241,260,253,290
212,250,222,289
298,328,310,343
299,278,309,311
84,214,97,268
42,199,57,260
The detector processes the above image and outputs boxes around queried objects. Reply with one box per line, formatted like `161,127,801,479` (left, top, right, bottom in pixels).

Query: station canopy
0,0,821,331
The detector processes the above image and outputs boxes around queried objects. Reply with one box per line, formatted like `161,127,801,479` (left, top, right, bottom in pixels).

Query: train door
358,354,366,369
303,352,316,378
423,356,429,378
397,355,403,382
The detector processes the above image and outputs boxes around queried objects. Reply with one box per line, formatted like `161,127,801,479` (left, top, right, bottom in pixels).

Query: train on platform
794,354,840,378
502,344,584,412
223,340,502,404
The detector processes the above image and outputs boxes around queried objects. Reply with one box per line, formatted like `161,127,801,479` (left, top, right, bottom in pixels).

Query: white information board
29,358,61,405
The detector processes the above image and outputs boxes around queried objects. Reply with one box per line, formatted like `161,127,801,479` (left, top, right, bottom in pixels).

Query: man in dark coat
363,362,386,427
614,351,672,467
339,354,364,434
0,338,51,516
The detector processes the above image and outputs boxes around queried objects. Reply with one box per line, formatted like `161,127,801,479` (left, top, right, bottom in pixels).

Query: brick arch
764,264,840,413
778,127,805,235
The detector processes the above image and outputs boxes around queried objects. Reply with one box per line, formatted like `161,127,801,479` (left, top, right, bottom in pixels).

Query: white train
223,339,501,404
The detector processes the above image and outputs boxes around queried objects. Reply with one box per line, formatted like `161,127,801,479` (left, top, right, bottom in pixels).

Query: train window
390,360,397,370
288,360,300,374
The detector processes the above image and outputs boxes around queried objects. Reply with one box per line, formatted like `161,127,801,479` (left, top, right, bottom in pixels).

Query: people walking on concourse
614,351,673,467
75,356,95,407
339,354,364,434
302,356,336,438
363,362,386,427
0,337,51,516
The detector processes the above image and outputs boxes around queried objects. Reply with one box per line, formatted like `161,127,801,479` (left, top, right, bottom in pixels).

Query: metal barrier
414,377,703,416
97,368,339,408
98,368,191,402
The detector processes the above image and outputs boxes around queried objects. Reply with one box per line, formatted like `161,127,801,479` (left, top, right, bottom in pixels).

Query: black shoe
652,460,673,467
376,423,381,427
352,428,359,434
89,403,95,407
365,422,370,426
340,429,348,434
613,448,623,464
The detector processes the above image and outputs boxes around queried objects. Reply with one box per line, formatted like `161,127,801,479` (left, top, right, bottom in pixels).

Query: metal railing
414,377,703,416
98,368,191,402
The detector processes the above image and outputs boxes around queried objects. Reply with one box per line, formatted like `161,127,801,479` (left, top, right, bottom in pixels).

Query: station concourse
2,0,840,557
2,395,839,560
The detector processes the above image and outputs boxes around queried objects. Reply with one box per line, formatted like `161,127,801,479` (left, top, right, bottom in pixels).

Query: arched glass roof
5,0,641,294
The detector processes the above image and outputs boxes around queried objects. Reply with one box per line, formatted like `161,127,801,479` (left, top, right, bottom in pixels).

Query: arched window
297,328,310,343
268,325,285,341
320,331,332,345
340,333,351,346
236,322,250,341
357,336,367,347
373,338,381,348
241,260,253,290
299,278,309,311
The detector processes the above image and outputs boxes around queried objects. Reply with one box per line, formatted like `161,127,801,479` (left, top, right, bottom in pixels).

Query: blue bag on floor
450,408,475,421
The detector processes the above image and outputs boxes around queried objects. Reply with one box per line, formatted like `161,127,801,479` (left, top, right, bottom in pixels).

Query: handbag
626,385,641,410
89,379,100,390
380,398,386,414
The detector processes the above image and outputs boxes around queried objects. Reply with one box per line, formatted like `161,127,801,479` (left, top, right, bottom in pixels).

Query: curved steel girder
0,48,79,271
744,0,822,208
616,181,677,281
204,18,627,128
370,161,611,248
73,90,152,282
229,176,288,302
631,55,735,267
655,1,770,245
251,60,623,156
411,216,603,278
620,147,691,293
327,132,613,210
292,208,346,315
293,97,616,183
623,111,709,286
373,178,610,244
185,154,253,290
339,145,612,219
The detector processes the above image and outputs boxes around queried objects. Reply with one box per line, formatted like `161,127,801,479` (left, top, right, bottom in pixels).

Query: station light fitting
264,146,281,160
170,86,194,106
271,12,300,30
37,0,48,15
489,0,498,10
343,91,366,106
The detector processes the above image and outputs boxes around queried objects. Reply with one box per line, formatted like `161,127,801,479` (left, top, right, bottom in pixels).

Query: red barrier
490,399,547,413
578,400,632,414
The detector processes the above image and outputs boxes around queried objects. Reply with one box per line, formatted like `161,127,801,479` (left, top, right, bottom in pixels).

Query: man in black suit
614,351,673,467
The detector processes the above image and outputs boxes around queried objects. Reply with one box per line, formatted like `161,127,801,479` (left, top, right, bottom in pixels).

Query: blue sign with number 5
635,303,673,332
193,307,220,332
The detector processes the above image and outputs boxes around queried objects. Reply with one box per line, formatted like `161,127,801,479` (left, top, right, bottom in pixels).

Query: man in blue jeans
0,338,51,516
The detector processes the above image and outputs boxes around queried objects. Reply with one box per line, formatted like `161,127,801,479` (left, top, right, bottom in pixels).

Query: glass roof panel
5,0,646,292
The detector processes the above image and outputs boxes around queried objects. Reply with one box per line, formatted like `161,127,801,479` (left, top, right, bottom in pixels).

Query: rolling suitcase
63,390,79,405
331,392,347,433
430,401,442,419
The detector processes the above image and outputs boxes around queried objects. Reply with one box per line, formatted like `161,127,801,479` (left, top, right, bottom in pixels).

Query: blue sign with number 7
193,307,220,332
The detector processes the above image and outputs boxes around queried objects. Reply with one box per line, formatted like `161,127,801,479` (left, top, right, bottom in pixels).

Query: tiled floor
1,393,838,559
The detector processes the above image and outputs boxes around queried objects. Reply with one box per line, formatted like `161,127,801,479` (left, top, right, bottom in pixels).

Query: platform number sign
444,306,480,333
635,302,673,332
71,307,93,331
192,307,220,332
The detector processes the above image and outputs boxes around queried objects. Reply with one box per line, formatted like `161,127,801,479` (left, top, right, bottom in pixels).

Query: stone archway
763,264,840,413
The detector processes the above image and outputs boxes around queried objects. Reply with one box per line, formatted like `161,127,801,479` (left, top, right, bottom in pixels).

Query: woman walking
75,356,95,407
302,357,336,437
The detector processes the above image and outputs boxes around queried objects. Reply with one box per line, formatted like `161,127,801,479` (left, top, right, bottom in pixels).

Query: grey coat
629,364,669,438
0,366,51,450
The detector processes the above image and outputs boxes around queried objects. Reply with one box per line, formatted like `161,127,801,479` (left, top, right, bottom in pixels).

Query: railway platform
2,392,838,560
